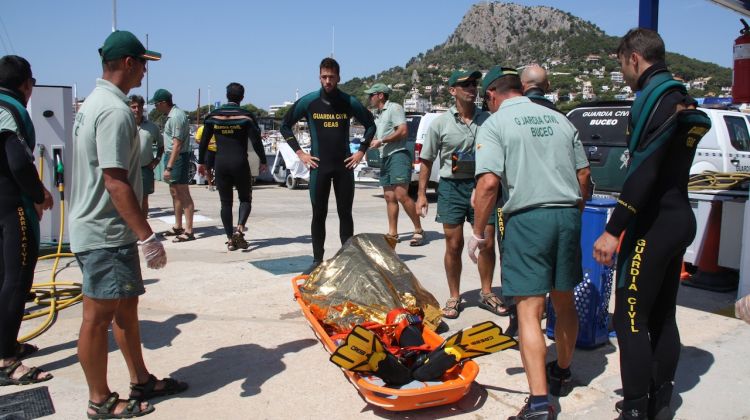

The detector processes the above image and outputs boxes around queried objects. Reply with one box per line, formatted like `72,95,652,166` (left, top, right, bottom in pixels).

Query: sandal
129,374,188,401
384,233,400,243
15,342,38,360
409,229,425,247
478,291,511,316
441,297,461,319
0,360,53,386
171,232,196,243
88,392,154,419
161,227,184,237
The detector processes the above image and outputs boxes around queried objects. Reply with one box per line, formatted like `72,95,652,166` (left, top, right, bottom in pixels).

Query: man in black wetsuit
593,29,711,420
281,58,375,273
0,55,54,385
198,83,267,251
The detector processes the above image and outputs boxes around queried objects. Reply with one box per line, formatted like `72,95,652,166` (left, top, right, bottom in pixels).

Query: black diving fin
329,325,412,385
412,320,517,381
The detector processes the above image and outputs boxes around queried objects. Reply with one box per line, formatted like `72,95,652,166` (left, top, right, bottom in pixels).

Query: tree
273,105,292,121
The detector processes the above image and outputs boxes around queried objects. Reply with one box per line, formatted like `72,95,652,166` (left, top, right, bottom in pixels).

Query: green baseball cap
148,88,172,104
481,66,519,93
99,30,161,62
364,83,391,95
448,70,481,87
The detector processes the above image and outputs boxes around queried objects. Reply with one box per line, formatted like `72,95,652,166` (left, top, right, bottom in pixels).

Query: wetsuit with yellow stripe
280,88,375,262
605,63,711,405
0,87,46,358
199,103,266,238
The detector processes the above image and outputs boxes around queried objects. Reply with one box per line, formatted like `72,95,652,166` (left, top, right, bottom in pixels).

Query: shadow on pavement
370,381,489,419
168,339,317,398
672,345,714,411
37,313,198,371
247,234,312,252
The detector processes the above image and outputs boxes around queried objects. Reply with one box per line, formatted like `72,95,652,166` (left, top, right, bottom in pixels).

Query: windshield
406,115,421,142
567,106,630,147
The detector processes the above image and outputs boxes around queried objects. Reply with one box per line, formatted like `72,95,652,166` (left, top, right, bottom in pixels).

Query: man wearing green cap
416,70,502,320
365,82,424,246
70,30,186,419
469,66,590,420
150,88,195,242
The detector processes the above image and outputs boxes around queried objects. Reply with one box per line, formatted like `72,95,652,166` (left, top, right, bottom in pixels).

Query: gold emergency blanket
299,233,441,333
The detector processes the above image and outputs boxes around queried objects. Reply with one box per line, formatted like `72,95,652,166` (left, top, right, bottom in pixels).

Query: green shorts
76,243,145,299
501,207,582,297
141,166,154,195
379,150,412,187
167,153,192,185
435,178,495,226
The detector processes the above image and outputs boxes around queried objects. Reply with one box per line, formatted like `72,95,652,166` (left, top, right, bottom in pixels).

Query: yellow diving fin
441,320,517,360
329,325,386,372
329,325,412,385
412,320,517,382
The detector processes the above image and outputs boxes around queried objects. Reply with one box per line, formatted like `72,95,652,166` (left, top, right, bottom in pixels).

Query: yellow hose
20,156,82,342
688,171,750,191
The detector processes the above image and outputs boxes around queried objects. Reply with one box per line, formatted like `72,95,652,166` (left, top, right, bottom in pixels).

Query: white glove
467,233,486,264
736,295,750,324
138,233,167,269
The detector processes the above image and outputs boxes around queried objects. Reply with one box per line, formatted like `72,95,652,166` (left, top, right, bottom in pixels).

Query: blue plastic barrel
546,198,616,348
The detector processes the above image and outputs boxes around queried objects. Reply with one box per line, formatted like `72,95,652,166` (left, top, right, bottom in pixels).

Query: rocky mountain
339,1,731,110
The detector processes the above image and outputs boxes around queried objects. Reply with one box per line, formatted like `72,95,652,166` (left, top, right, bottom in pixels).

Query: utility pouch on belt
451,151,475,175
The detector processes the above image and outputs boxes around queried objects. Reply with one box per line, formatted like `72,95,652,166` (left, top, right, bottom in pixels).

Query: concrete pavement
6,180,749,419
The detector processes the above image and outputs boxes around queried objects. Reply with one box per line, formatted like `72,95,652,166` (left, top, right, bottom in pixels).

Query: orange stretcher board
292,275,479,411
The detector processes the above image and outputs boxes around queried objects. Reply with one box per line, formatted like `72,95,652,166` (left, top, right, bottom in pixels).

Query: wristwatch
165,166,173,171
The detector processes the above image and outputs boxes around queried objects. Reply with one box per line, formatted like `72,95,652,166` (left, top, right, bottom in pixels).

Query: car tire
286,172,298,189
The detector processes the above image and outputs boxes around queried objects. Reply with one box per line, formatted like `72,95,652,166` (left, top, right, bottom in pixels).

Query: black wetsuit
606,63,707,403
524,87,561,113
280,88,375,261
0,88,46,358
199,103,266,238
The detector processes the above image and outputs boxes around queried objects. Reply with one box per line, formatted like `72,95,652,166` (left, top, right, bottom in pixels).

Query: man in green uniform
470,66,590,420
151,89,195,242
129,94,163,217
70,30,186,418
366,82,424,246
415,70,503,319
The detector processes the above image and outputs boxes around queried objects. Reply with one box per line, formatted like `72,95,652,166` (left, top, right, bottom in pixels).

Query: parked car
358,111,442,193
566,101,750,193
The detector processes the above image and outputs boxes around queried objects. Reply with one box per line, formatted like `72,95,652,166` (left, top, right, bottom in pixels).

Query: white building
610,71,624,84
269,100,294,117
403,88,431,113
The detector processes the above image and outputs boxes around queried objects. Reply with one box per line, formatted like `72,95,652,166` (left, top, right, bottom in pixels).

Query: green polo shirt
422,105,488,179
475,96,589,215
164,105,190,154
375,100,407,157
138,119,162,166
69,78,142,253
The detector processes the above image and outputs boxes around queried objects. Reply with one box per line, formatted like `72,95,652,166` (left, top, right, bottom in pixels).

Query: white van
691,107,750,174
411,111,445,191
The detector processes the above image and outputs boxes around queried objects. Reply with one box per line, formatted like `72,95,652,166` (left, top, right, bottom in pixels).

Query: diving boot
329,325,412,385
648,382,674,420
618,396,649,420
546,360,572,397
232,230,249,250
507,399,556,420
412,321,516,381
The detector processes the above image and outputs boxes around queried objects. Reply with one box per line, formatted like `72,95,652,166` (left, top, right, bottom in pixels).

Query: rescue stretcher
292,274,480,411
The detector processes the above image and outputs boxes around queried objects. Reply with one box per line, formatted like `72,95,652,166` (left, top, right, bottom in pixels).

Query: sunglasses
455,80,478,88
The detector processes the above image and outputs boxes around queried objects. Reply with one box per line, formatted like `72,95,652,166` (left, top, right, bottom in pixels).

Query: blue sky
0,0,744,111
